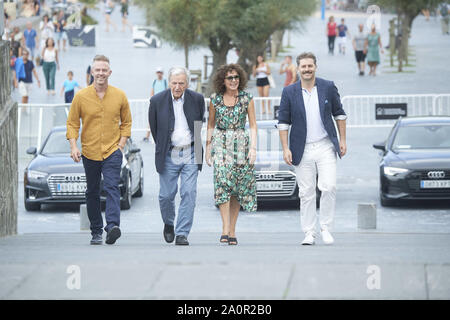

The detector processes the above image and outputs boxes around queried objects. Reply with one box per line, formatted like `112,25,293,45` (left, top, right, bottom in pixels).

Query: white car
132,26,162,48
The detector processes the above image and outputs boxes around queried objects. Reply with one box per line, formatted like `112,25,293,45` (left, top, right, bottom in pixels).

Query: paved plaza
2,5,450,300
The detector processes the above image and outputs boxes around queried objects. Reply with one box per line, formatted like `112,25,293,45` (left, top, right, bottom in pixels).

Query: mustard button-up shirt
66,85,132,161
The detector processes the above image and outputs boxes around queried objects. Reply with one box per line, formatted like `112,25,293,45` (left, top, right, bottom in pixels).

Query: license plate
420,180,450,189
257,181,283,191
57,183,87,193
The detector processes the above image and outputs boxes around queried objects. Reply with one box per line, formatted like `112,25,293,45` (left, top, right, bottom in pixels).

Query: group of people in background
327,16,383,76
104,0,133,32
6,11,83,104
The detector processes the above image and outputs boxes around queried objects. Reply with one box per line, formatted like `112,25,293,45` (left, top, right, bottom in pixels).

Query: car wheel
120,174,132,210
134,165,144,198
293,198,300,209
25,200,41,211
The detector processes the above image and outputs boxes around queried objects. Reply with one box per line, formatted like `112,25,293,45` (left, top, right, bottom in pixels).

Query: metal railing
17,94,450,159
341,94,450,127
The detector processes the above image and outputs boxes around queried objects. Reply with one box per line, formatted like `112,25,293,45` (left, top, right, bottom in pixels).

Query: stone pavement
5,7,450,300
1,232,449,299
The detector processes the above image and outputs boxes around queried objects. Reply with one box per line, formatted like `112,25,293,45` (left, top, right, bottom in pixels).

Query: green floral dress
210,91,257,212
367,33,381,64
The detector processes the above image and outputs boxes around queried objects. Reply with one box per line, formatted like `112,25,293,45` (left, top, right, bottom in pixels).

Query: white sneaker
301,232,315,245
321,229,334,245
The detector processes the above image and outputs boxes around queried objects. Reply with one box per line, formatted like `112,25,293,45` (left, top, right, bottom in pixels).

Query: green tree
135,0,203,68
79,0,99,25
226,0,316,75
371,0,440,71
135,0,316,91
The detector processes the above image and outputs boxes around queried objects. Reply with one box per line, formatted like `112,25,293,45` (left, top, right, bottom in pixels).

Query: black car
373,116,450,206
24,126,144,211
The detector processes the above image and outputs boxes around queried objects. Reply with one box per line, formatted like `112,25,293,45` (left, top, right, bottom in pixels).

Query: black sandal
228,237,238,245
220,235,229,243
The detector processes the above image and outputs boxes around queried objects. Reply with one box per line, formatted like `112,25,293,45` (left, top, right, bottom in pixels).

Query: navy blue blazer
277,77,347,166
148,88,205,173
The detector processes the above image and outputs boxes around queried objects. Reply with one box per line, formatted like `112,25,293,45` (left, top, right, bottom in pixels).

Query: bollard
80,204,90,231
357,203,377,229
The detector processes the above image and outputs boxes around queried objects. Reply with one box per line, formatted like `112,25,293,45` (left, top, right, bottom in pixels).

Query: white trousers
294,137,337,235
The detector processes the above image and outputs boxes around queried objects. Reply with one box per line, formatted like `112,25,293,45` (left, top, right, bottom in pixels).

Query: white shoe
301,232,315,245
321,229,334,245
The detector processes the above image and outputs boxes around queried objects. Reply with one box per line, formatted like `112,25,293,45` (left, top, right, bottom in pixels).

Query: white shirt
255,64,268,79
302,86,329,143
171,93,193,147
43,48,56,62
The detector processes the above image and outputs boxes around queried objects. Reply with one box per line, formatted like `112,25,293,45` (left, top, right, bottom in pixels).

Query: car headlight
383,166,409,176
27,170,48,180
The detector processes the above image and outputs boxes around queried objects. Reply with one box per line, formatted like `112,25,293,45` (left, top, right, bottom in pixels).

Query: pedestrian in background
278,52,347,246
352,23,367,76
9,27,23,59
104,0,118,32
120,0,133,32
60,71,82,103
41,37,59,95
439,2,450,35
34,0,41,16
55,10,68,51
206,64,257,245
66,55,132,246
252,55,271,115
365,24,384,76
143,67,168,142
23,21,38,59
326,16,337,55
13,49,41,104
280,55,297,87
337,18,350,55
39,14,55,50
148,67,205,246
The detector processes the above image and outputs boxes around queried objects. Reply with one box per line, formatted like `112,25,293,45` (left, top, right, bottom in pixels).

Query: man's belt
169,141,195,151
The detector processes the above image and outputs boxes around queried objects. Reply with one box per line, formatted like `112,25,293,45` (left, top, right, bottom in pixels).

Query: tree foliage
135,0,203,68
371,0,440,71
135,0,317,87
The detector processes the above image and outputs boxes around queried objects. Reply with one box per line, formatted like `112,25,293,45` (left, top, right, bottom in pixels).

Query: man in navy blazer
278,52,347,246
148,67,205,246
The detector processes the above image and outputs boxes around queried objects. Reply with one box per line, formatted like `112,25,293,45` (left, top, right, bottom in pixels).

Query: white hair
168,66,190,84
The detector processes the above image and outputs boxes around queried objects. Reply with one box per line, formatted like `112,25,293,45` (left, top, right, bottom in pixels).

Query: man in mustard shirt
66,55,132,245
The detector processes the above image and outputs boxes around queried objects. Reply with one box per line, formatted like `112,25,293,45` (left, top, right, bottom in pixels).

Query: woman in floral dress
206,64,258,245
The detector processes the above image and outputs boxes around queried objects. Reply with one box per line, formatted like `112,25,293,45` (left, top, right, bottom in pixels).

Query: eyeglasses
225,75,240,81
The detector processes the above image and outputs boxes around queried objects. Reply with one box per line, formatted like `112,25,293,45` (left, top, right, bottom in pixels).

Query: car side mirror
129,147,141,154
373,142,386,152
26,147,37,155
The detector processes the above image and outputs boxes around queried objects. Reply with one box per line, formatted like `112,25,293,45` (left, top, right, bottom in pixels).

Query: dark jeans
65,89,74,103
82,149,123,236
328,35,336,54
42,61,56,90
